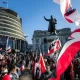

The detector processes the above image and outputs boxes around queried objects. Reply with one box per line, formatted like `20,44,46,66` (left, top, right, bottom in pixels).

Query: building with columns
32,28,71,54
0,7,27,52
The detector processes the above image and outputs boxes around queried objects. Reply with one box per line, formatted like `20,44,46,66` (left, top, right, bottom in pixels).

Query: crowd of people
0,50,80,80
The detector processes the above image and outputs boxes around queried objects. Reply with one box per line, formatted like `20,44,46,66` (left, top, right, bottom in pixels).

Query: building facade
0,7,27,52
32,28,71,54
27,44,33,52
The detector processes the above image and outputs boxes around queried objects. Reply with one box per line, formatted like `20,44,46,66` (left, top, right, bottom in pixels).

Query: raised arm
44,16,50,21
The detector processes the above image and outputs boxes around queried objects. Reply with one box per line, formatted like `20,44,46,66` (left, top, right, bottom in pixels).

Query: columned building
32,28,71,54
0,7,27,52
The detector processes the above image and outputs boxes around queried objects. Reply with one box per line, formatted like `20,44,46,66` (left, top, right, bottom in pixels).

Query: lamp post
24,34,28,52
24,35,28,40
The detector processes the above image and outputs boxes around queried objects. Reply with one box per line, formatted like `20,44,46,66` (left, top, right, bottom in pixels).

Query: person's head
9,65,17,73
19,74,32,80
46,66,50,71
1,65,8,73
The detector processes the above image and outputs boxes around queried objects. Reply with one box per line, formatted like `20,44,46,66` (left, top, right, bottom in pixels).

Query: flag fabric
2,74,11,80
0,54,3,60
64,10,80,24
21,65,25,71
39,53,46,73
34,62,40,76
6,46,11,53
46,39,61,56
53,0,60,4
34,62,41,78
7,49,11,53
69,28,80,39
3,2,8,4
53,0,80,26
0,48,2,51
49,28,80,80
6,45,11,50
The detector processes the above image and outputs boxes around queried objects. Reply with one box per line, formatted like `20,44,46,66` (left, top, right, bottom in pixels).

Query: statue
44,15,57,34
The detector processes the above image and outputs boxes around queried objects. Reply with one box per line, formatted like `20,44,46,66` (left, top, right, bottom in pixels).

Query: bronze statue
44,15,57,34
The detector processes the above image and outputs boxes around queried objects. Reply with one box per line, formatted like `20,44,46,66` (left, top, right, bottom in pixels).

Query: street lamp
24,34,28,40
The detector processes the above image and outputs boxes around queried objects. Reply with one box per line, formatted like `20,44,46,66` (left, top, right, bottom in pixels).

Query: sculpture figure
44,15,57,34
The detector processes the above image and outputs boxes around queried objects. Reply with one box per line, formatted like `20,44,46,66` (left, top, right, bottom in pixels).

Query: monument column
13,38,15,49
6,36,9,49
20,40,21,51
15,39,17,50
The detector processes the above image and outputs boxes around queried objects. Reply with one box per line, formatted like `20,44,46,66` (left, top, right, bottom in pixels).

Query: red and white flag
49,28,80,80
53,0,60,4
6,46,11,53
39,53,46,73
69,28,80,39
46,39,61,56
53,0,80,26
34,62,41,77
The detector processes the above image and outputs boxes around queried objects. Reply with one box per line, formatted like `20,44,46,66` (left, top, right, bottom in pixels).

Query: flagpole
6,36,9,50
3,1,8,9
55,31,60,60
7,1,8,9
40,41,43,54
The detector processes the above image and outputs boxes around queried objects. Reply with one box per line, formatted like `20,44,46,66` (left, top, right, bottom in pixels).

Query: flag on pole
39,53,46,73
49,28,80,80
46,39,61,56
34,62,41,77
3,1,8,8
3,1,8,4
6,46,11,53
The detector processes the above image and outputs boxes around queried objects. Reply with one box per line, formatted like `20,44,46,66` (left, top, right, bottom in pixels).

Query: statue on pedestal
44,15,57,34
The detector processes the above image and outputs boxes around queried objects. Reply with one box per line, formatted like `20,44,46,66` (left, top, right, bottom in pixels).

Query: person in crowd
35,67,41,80
73,58,80,79
34,59,41,80
0,65,8,80
2,74,11,80
31,58,35,80
9,65,19,80
44,66,52,80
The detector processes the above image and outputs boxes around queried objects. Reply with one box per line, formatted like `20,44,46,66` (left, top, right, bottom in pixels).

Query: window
44,44,48,53
0,36,7,49
8,38,13,49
